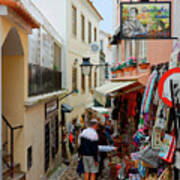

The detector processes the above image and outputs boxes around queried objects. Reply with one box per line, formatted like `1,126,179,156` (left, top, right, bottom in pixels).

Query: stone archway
2,27,24,56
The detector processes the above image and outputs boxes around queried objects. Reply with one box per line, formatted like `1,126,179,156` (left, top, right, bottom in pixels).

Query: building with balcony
0,0,66,179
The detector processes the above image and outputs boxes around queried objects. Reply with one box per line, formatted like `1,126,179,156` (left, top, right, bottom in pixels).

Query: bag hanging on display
159,134,176,163
151,127,164,150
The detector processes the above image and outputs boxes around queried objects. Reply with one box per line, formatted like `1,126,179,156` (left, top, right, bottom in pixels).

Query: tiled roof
0,0,40,28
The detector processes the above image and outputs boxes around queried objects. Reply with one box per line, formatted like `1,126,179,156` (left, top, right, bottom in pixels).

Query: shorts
82,156,99,173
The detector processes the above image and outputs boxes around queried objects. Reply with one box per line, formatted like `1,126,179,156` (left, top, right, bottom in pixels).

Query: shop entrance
44,99,59,172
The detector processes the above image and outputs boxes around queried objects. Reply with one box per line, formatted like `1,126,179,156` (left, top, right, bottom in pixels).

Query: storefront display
111,58,180,179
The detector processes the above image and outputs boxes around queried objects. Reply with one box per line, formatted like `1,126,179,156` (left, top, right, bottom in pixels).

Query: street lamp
80,57,109,76
80,57,93,76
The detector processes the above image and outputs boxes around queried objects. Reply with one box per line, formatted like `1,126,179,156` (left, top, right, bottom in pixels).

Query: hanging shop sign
120,2,171,39
45,99,59,119
158,67,180,107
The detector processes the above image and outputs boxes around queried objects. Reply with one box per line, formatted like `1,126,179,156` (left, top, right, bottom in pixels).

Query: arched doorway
2,27,25,178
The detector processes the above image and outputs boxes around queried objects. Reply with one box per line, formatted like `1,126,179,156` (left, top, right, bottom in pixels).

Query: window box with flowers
139,58,150,69
116,62,124,77
124,57,137,72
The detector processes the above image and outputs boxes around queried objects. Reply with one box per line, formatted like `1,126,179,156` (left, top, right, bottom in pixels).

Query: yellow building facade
0,3,66,180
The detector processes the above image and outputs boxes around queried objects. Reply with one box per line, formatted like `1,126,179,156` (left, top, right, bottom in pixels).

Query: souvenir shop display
112,59,180,179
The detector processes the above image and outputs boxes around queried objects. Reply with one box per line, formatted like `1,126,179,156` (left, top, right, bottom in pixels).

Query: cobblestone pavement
59,157,111,180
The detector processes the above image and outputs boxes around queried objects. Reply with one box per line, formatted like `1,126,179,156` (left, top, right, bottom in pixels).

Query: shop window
27,146,32,170
81,71,85,93
81,14,85,41
44,123,50,172
72,67,77,91
88,21,92,44
72,5,77,37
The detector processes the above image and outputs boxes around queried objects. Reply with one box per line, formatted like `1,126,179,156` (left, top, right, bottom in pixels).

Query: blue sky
92,0,113,34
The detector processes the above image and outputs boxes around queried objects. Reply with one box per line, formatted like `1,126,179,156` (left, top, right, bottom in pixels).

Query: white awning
95,81,135,95
93,81,136,106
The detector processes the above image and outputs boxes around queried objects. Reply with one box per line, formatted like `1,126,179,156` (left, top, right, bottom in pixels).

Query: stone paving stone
59,157,111,180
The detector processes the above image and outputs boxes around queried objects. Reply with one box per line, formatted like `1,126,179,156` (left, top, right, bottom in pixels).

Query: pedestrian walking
78,119,99,180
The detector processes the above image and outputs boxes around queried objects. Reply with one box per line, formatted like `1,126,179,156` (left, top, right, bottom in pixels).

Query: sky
92,0,113,34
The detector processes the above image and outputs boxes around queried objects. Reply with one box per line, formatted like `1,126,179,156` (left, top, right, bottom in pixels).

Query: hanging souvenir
151,127,164,150
169,40,180,69
159,134,176,163
138,160,148,178
139,70,158,129
154,101,169,130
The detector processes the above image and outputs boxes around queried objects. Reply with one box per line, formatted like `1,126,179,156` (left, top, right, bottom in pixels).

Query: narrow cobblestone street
59,156,110,180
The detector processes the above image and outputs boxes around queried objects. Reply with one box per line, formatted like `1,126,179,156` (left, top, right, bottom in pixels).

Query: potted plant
139,58,150,69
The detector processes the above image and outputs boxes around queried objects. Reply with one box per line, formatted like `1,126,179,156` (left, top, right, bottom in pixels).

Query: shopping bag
159,134,176,163
76,158,84,176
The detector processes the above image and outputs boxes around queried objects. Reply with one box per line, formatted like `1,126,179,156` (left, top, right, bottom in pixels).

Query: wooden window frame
94,27,97,42
81,14,85,41
81,72,85,93
94,71,97,88
72,67,78,91
88,21,92,44
72,5,77,37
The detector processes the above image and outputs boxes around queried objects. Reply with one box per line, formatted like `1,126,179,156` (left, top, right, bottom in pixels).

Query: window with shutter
72,67,77,90
81,72,85,93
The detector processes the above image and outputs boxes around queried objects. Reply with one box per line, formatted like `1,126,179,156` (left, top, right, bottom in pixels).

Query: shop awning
93,81,136,106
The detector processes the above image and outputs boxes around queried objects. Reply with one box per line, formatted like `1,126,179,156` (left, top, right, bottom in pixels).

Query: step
3,163,21,178
4,172,25,180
